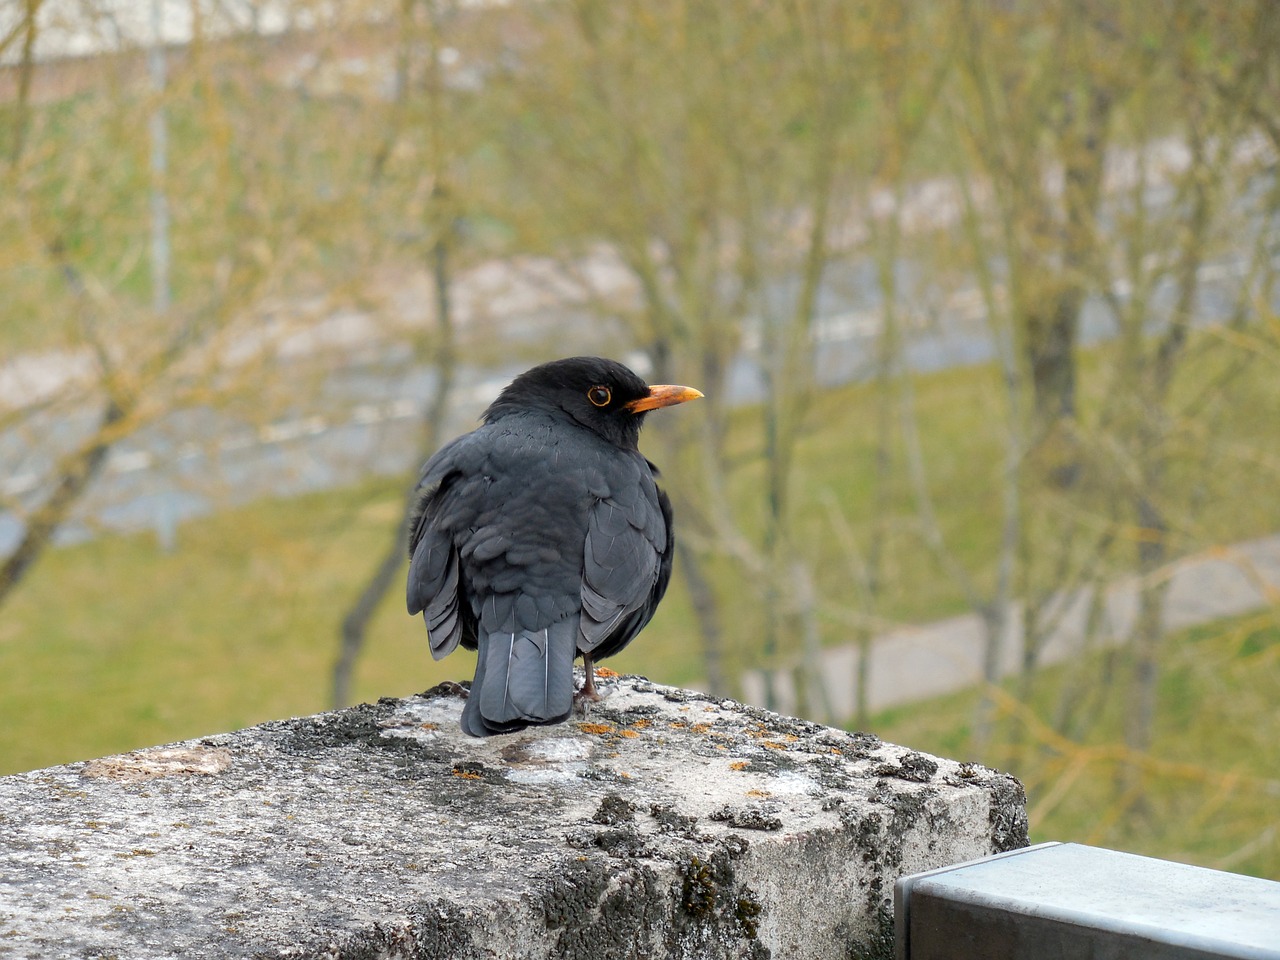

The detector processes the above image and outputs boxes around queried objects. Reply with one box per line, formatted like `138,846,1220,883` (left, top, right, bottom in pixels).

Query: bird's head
483,356,703,449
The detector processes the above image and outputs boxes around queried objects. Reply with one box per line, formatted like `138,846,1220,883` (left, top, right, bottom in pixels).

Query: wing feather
578,466,668,653
406,433,484,657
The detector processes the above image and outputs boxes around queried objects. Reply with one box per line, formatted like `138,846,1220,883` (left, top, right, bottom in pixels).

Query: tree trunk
331,222,456,708
0,400,127,608
1026,85,1112,487
676,540,726,697
1120,94,1211,786
333,519,411,709
6,0,39,169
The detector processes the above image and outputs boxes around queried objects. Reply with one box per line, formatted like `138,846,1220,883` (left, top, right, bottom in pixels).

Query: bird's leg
576,651,603,707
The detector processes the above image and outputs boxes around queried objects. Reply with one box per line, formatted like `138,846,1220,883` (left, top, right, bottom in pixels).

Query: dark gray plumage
406,356,701,736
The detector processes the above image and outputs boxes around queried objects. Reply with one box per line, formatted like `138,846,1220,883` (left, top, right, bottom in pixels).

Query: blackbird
406,356,702,737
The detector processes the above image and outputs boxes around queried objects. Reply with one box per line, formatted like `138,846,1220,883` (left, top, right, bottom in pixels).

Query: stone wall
0,676,1028,959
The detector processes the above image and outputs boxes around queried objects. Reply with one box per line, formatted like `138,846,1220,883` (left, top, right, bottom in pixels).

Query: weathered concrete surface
0,676,1027,959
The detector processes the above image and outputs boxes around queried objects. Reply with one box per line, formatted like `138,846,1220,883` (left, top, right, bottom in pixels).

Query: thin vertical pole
148,0,170,316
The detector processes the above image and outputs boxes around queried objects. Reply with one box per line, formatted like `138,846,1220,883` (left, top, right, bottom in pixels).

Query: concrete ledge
0,676,1027,959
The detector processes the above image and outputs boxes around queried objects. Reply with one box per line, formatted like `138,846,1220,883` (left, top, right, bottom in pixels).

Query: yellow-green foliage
873,612,1280,881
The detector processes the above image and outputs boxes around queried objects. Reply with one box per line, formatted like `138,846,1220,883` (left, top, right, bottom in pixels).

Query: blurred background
2,0,1278,877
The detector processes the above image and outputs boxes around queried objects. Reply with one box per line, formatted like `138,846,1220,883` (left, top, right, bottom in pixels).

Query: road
742,532,1280,723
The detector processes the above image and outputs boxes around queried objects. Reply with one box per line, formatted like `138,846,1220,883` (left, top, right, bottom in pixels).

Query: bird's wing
406,433,472,557
408,526,465,660
579,462,669,653
406,433,480,659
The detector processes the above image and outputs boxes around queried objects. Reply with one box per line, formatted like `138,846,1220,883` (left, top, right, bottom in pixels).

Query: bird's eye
587,385,612,408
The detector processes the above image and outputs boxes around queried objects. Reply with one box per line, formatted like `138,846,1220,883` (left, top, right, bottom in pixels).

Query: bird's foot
574,665,609,715
573,687,603,717
593,666,620,700
578,669,619,698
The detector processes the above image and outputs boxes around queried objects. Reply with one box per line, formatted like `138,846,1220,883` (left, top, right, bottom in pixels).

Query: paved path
742,533,1280,722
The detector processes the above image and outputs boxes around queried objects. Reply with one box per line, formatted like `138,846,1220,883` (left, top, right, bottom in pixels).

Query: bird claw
573,681,612,717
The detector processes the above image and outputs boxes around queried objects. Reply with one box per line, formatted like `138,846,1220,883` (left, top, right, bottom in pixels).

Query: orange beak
623,384,704,414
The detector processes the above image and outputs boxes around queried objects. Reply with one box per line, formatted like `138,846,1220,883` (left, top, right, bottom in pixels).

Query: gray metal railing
896,842,1280,959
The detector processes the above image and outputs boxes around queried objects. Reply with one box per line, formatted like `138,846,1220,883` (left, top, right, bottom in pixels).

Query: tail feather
464,619,575,736
459,642,490,738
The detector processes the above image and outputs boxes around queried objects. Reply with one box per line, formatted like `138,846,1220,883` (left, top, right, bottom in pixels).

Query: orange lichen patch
729,761,751,771
760,741,788,750
595,667,621,678
668,720,689,730
829,747,843,755
619,729,640,739
619,771,633,779
746,789,771,798
689,723,712,735
451,768,482,781
419,722,440,731
577,722,616,736
747,728,799,744
630,719,651,729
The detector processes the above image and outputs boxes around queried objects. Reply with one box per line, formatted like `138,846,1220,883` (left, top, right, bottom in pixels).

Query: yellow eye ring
587,385,612,408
